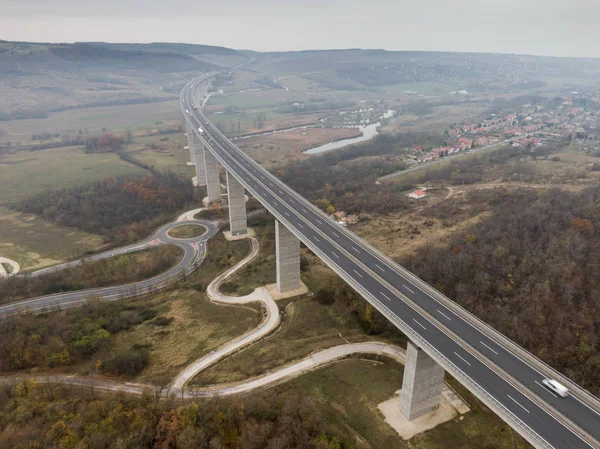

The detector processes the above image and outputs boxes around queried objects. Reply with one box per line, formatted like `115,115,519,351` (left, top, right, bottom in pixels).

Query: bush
100,348,149,376
152,316,174,326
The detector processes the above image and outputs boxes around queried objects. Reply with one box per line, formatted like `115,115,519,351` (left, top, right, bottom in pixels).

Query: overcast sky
2,0,599,58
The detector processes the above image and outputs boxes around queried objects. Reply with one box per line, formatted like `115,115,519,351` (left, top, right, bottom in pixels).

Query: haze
2,0,600,58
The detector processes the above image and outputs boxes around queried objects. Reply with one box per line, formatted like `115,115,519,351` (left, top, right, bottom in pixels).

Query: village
406,93,600,164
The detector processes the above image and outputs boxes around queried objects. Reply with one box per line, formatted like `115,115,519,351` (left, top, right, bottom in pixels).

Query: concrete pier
399,342,445,420
226,171,247,236
194,137,207,186
204,148,221,203
275,221,301,293
186,123,195,163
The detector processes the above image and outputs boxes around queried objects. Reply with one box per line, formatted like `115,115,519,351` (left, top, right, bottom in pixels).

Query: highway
0,219,218,316
183,77,600,448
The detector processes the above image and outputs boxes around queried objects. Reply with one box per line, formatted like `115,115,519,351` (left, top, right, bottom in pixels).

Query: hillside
0,41,216,74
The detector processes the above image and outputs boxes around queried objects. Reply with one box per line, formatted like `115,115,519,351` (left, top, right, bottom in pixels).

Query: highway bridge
183,74,600,449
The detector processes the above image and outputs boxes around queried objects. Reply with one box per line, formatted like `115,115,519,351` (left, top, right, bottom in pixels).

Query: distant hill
0,41,218,74
86,42,241,57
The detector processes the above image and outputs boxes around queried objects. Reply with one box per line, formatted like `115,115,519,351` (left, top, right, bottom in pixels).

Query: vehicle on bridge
542,378,569,398
198,127,204,135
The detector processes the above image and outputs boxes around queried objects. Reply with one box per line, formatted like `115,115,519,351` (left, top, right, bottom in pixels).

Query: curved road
0,217,218,317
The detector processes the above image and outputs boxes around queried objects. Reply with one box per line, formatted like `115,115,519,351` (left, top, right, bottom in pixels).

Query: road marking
312,236,320,242
352,246,360,254
453,351,471,366
571,395,600,417
284,211,290,217
535,380,557,398
412,318,427,330
332,252,340,259
316,219,322,224
332,231,339,237
302,208,308,213
380,291,393,302
437,309,452,320
507,395,530,414
403,284,415,294
297,223,304,229
375,264,385,272
353,269,363,278
480,340,498,355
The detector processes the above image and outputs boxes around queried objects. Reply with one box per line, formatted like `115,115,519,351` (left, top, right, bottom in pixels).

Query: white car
541,378,569,397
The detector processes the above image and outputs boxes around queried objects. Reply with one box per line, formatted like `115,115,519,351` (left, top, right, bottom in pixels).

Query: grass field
114,288,262,385
0,100,183,144
0,206,105,271
238,127,363,167
168,224,207,239
271,361,530,449
0,145,149,206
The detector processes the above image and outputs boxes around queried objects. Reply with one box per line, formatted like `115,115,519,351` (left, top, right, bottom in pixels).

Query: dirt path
0,232,409,399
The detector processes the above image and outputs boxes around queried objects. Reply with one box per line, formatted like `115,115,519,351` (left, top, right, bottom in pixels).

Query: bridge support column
399,342,445,420
186,123,195,163
226,171,247,235
204,148,221,203
193,137,206,186
275,221,301,293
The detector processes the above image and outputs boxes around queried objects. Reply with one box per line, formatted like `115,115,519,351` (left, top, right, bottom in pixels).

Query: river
303,110,395,155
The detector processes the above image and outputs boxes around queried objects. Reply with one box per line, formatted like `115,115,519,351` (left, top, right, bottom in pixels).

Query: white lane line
284,211,290,217
332,231,339,237
412,318,427,330
297,223,304,229
332,252,340,259
403,284,415,294
571,395,600,417
507,395,530,414
453,351,472,366
353,269,363,278
302,208,308,213
535,381,557,398
375,264,385,272
480,340,498,355
380,291,393,302
316,219,322,224
352,246,360,254
437,309,452,320
312,236,320,242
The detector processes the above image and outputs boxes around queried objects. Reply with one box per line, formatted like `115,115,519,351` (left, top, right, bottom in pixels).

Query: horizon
3,0,600,59
3,38,600,61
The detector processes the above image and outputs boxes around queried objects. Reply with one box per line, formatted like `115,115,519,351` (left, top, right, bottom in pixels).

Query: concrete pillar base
265,282,309,301
223,228,256,241
399,342,445,421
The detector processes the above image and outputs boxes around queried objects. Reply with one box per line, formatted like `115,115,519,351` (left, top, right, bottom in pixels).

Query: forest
15,174,202,246
277,133,443,214
0,381,351,449
405,187,600,394
0,245,181,304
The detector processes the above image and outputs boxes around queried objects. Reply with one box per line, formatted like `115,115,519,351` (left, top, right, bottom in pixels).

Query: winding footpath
0,214,407,398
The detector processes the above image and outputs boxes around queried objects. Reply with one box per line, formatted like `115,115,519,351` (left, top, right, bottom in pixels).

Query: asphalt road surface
0,219,218,316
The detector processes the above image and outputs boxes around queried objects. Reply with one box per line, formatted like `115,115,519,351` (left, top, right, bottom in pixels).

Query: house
407,190,427,200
